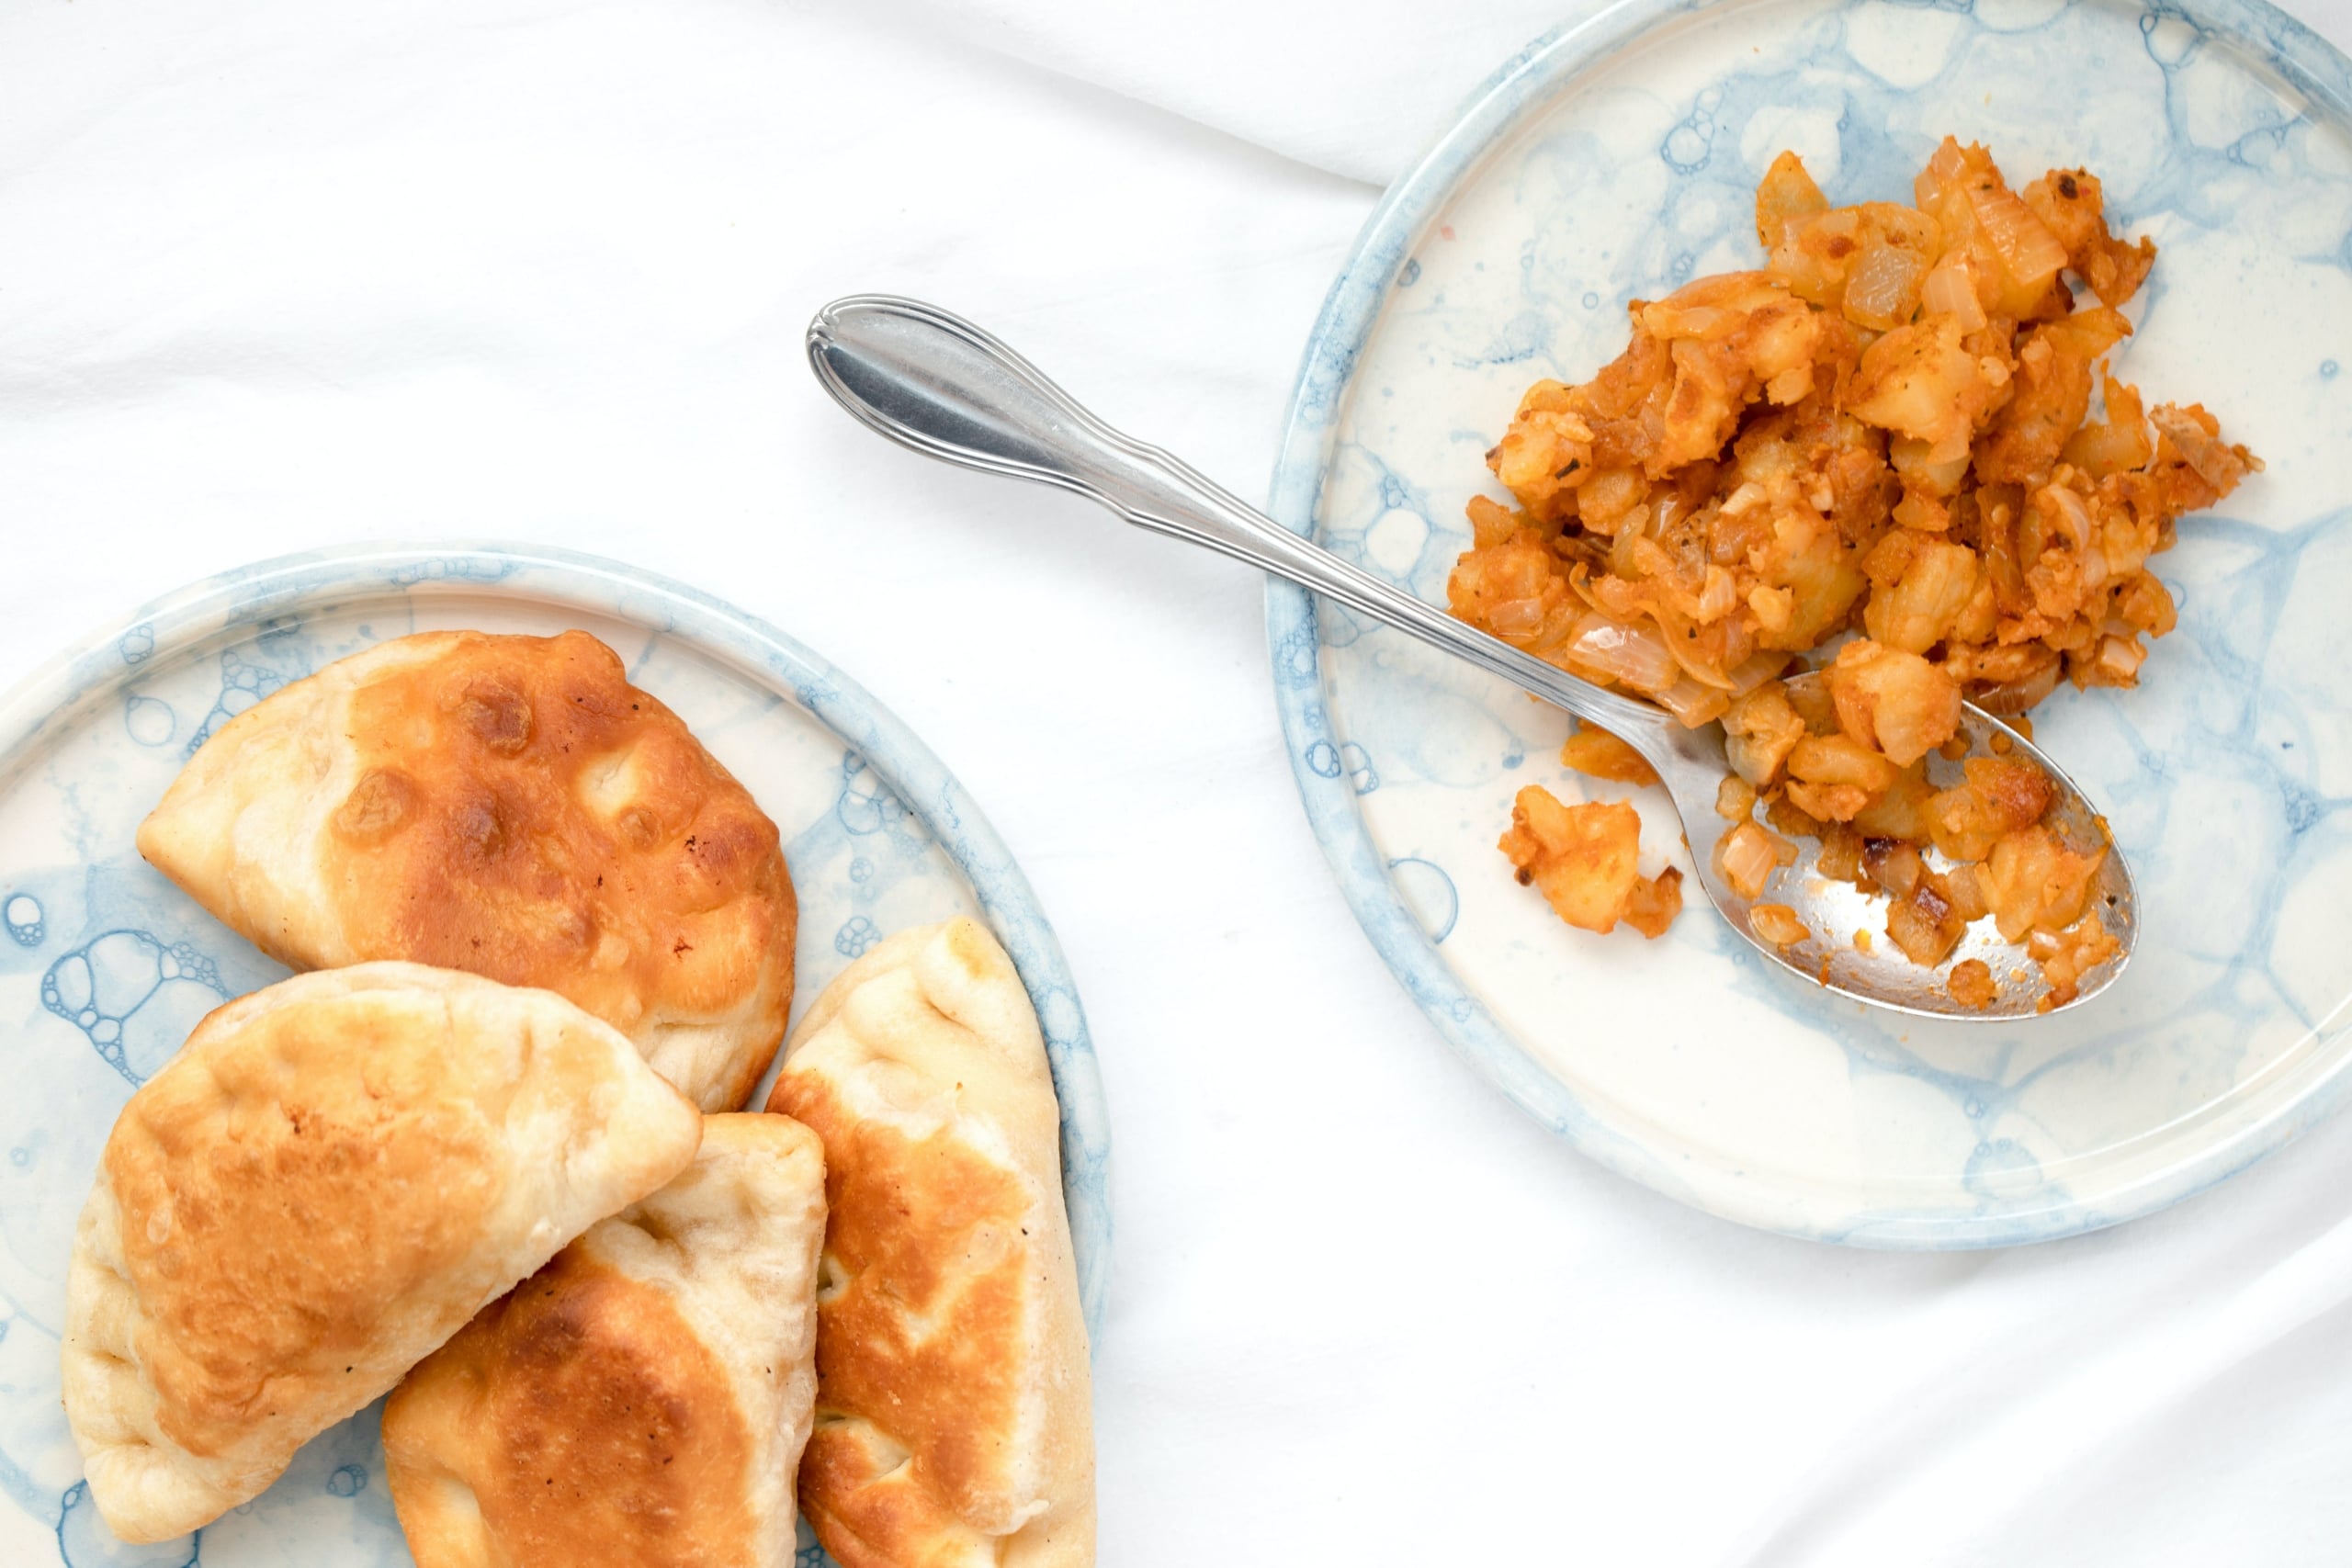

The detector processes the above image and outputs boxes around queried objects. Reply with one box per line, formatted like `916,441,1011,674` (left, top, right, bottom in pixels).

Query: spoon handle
805,294,1677,749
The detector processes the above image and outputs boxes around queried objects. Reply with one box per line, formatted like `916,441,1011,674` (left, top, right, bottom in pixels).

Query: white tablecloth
6,2,2351,1562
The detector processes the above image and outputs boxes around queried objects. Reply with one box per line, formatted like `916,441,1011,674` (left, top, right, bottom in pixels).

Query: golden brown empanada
136,628,796,1111
61,962,704,1545
768,919,1094,1568
382,1111,827,1568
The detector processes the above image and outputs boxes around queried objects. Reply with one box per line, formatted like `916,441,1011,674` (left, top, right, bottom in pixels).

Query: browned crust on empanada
139,629,797,1111
382,1111,825,1568
767,919,1094,1568
62,963,705,1544
385,1254,756,1567
776,1075,1033,1532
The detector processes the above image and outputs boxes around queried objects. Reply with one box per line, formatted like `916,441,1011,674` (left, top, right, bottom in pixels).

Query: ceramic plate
1269,0,2352,1244
0,544,1111,1566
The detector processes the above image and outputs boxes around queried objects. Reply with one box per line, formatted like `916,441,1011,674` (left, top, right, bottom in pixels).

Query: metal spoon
805,293,2136,1021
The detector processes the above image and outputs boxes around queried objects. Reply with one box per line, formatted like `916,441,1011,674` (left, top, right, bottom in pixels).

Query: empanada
137,628,796,1111
55,964,695,1541
768,919,1094,1568
61,963,704,1544
382,1111,827,1568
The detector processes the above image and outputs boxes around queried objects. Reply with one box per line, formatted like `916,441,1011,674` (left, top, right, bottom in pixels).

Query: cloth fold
882,0,1603,185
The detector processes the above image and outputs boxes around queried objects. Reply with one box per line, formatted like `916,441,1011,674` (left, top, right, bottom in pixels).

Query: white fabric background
6,1,2351,1562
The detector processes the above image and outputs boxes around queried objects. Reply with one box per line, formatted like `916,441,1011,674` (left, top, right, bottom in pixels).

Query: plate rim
0,539,1114,1331
1261,0,2352,1247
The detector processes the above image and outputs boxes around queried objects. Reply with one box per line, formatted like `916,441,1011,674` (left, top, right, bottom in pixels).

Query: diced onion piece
1714,821,1781,901
1655,676,1732,728
1486,596,1547,638
1725,650,1793,696
2096,634,2146,682
1842,243,1928,332
1887,876,1968,965
1694,565,1740,624
1919,251,1988,330
1750,903,1809,947
1564,615,1679,694
1967,175,2069,293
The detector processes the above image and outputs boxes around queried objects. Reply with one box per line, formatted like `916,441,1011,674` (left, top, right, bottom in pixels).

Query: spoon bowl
806,293,2136,1020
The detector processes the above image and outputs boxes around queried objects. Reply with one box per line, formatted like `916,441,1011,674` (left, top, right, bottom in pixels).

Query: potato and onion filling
1458,140,2256,1009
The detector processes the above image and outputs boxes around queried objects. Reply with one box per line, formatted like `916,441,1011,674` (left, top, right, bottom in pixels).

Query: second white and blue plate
1271,0,2352,1245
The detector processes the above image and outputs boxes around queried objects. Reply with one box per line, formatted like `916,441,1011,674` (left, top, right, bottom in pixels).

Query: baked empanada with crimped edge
769,918,1095,1568
136,628,796,1111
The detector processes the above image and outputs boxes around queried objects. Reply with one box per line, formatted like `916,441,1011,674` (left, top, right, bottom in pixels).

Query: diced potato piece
1489,383,1596,509
2020,165,2155,308
1786,779,1870,822
1577,466,1649,534
1944,862,1992,923
2112,570,2178,641
1789,733,1902,793
1977,825,2106,942
1762,514,1871,649
1464,493,1523,547
1925,758,2057,863
1724,681,1807,787
1499,786,1643,934
1756,150,1827,251
1716,774,1760,821
1850,761,1936,840
1561,723,1660,785
1447,532,1573,648
2060,371,2154,479
1889,435,1971,500
1623,867,1685,939
2030,912,2122,1007
1862,540,1979,655
1827,640,1962,766
1848,315,2000,457
1976,308,2132,486
1783,676,1840,735
1948,958,1997,1009
1765,789,1825,840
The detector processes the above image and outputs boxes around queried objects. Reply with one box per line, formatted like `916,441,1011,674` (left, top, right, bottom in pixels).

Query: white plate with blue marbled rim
1268,0,2352,1246
0,542,1110,1567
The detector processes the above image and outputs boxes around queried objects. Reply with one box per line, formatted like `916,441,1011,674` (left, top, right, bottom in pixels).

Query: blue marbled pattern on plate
0,544,1111,1564
1269,0,2352,1246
